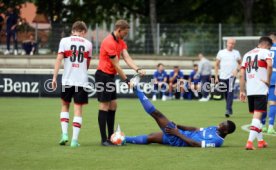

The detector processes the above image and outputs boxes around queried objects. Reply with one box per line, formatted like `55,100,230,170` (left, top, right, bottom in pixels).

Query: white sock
268,124,274,129
257,132,263,141
60,112,69,134
257,124,263,141
72,116,82,141
248,118,261,142
193,91,199,97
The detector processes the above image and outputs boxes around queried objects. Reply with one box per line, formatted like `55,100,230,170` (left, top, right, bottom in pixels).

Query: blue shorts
162,134,170,145
162,122,188,147
268,86,276,101
192,80,201,85
154,83,167,91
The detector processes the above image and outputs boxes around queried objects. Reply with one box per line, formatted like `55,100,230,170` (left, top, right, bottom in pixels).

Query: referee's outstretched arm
122,50,146,76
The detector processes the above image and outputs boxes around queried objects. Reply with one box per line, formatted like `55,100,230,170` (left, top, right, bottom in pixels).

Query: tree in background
241,0,254,36
33,0,64,52
149,0,157,54
31,0,275,53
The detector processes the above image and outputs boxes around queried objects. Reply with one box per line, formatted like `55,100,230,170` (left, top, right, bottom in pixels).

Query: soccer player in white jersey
215,38,241,117
240,36,273,150
52,21,92,147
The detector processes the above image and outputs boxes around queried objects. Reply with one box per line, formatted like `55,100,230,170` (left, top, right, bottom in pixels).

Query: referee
95,19,146,146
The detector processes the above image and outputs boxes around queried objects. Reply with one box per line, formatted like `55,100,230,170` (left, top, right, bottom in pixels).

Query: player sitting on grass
126,75,236,147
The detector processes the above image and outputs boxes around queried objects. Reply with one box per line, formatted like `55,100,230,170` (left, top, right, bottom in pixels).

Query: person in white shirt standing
52,21,93,147
215,38,241,117
240,36,272,150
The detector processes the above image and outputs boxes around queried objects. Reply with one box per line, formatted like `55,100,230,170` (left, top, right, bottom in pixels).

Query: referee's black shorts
247,95,267,114
95,70,117,102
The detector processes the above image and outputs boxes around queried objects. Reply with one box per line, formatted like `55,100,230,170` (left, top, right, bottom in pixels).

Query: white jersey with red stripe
58,35,92,87
241,48,272,96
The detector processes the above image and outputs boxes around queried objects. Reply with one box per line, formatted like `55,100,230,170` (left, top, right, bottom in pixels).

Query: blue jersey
189,70,201,84
270,43,276,86
153,70,167,82
169,71,184,84
166,126,224,147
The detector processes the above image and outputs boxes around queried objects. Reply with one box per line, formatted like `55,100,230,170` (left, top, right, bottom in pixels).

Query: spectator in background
152,63,168,101
0,13,4,33
0,13,4,45
215,38,241,117
195,53,212,102
168,66,185,100
188,64,201,98
21,34,37,55
4,7,18,55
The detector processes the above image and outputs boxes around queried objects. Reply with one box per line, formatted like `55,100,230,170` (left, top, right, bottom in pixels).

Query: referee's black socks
98,110,108,143
107,110,116,139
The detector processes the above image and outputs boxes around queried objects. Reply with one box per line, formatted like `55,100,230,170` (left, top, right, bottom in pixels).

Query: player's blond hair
72,21,87,33
115,20,130,30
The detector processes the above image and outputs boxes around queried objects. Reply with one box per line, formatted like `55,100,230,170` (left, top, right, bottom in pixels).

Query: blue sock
261,112,267,125
134,88,156,115
153,85,157,95
169,92,172,97
181,92,184,98
188,92,192,99
125,135,148,144
269,105,276,126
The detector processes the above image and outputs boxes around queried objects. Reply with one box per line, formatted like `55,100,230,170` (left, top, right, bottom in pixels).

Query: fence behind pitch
1,23,274,56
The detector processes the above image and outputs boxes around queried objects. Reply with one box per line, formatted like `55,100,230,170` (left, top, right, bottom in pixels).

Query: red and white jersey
241,48,272,96
58,35,92,87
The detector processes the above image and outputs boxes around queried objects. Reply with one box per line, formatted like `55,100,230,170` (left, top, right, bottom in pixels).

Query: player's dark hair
193,64,198,67
115,20,130,30
259,36,273,47
72,21,87,32
227,120,236,134
157,63,164,67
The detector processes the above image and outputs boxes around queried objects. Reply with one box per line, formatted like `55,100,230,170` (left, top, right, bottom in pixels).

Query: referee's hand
137,69,146,76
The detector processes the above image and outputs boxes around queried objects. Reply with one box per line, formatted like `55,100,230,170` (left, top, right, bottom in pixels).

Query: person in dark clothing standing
0,13,4,32
4,7,18,55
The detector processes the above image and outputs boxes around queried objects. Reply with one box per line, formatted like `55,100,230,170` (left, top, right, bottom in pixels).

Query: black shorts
61,85,88,105
95,70,117,102
247,95,267,114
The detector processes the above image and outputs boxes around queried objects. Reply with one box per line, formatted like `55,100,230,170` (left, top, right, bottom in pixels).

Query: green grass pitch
0,98,276,170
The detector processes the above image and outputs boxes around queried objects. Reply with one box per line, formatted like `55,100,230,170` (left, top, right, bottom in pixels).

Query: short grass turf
0,98,276,170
